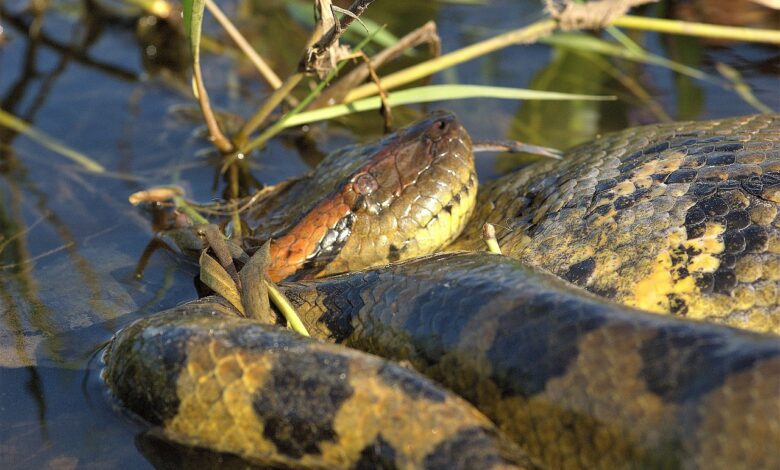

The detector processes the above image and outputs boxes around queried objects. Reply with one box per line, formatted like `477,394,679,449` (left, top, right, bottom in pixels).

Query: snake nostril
436,119,449,133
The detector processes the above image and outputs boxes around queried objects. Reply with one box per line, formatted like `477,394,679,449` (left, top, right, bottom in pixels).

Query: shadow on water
0,0,777,467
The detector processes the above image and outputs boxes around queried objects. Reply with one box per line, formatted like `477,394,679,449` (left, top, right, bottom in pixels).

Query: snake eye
353,173,379,195
425,118,451,142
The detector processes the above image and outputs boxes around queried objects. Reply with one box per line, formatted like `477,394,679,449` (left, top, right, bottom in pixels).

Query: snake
103,112,780,469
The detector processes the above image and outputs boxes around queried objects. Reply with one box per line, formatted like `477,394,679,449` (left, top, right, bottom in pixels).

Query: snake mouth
265,112,476,281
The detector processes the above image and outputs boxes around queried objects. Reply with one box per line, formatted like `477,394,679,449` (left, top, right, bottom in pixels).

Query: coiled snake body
104,113,780,469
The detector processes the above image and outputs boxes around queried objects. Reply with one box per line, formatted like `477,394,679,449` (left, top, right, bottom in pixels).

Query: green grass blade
182,0,206,57
279,85,614,128
541,33,712,82
612,15,780,45
0,108,105,173
266,280,310,337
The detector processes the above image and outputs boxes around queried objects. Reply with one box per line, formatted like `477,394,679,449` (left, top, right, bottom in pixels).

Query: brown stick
310,21,440,109
299,0,377,74
192,64,234,153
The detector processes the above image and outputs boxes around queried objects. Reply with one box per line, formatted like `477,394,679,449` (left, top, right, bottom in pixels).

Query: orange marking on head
267,196,353,282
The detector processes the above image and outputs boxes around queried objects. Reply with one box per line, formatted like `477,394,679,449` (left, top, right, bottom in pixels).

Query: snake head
261,112,477,281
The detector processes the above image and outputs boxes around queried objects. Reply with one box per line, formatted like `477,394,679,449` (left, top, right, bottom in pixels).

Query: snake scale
104,113,780,469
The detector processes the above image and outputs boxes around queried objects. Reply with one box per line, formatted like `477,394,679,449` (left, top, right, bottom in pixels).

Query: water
0,0,777,467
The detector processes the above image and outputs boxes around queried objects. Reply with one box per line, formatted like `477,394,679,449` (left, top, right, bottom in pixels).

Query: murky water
0,0,777,467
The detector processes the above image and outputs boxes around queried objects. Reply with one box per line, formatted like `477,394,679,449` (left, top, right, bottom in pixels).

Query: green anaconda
104,113,780,469
450,113,780,332
280,252,780,469
104,297,531,469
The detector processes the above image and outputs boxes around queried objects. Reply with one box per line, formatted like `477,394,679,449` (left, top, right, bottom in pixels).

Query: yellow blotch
629,224,725,314
682,222,726,274
590,206,618,228
767,233,780,254
657,152,684,172
632,161,659,178
632,175,654,190
763,186,780,203
613,181,636,197
687,253,720,273
732,285,756,311
630,251,697,313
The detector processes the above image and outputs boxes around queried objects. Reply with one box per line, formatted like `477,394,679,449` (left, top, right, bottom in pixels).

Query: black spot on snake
592,204,612,216
486,293,606,397
594,179,617,195
652,172,670,182
563,257,596,286
624,150,643,163
686,222,706,240
667,294,688,315
618,159,642,175
725,210,750,230
763,171,780,187
713,269,737,294
720,254,737,269
742,175,764,196
299,212,357,278
614,196,634,211
695,272,715,294
672,137,700,149
723,230,746,254
106,323,188,425
705,152,736,166
717,180,742,193
692,181,717,197
696,197,728,217
685,207,706,226
714,142,744,152
354,434,398,470
253,352,354,458
638,326,780,403
743,225,768,252
666,169,696,184
388,244,402,262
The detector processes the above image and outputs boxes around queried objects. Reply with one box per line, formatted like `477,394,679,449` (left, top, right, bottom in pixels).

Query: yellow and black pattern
107,114,780,469
453,114,780,332
103,297,534,470
282,252,780,469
